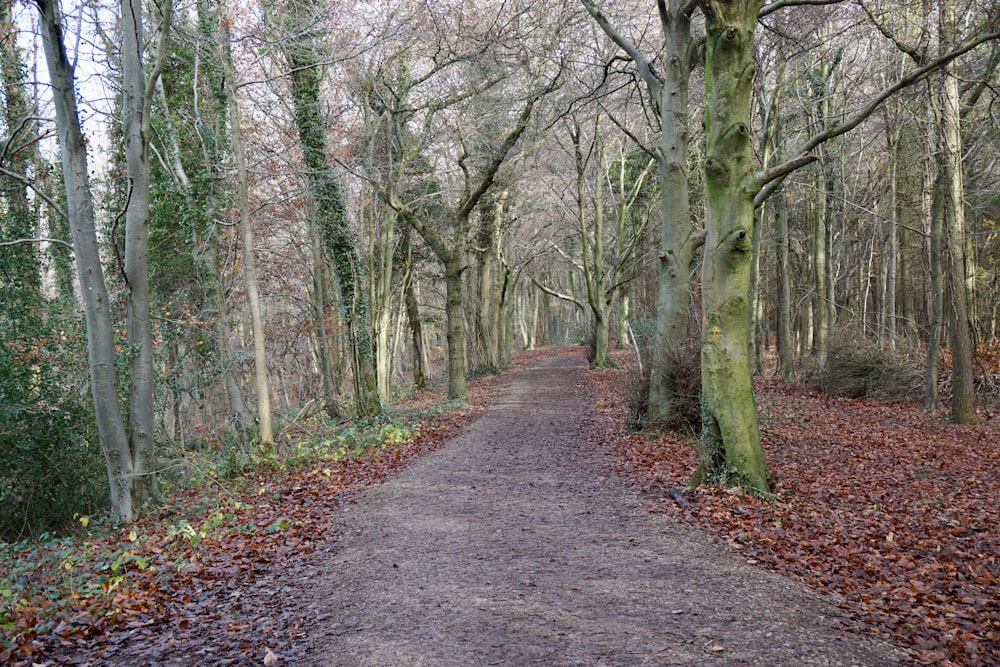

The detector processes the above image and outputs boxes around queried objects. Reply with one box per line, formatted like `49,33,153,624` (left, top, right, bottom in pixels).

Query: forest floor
2,346,997,666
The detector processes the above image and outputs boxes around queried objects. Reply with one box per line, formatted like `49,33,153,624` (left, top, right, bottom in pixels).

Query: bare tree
220,0,275,447
36,0,136,519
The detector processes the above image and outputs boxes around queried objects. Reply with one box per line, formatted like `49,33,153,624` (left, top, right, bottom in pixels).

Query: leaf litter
0,350,556,666
3,346,996,666
603,362,999,667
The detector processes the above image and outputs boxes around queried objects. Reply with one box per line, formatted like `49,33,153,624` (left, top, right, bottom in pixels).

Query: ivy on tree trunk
284,34,381,419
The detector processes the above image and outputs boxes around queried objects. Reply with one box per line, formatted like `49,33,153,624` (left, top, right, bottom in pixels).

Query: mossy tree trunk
692,0,770,493
155,0,251,437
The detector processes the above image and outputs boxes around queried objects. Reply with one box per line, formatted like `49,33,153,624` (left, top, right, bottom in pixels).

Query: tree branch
855,0,923,64
759,0,843,18
142,0,173,133
753,153,818,192
529,275,585,311
457,70,561,221
756,18,1000,206
0,165,68,218
579,0,662,101
0,237,74,251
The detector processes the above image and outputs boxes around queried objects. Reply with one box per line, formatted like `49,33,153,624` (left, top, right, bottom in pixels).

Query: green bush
0,326,107,542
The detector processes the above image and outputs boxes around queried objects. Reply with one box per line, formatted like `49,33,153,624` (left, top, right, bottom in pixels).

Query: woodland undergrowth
600,349,999,667
0,347,561,666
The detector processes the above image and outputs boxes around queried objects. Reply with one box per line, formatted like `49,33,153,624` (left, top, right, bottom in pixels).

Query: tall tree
120,0,171,504
219,0,275,447
696,0,1000,488
274,0,382,419
571,119,613,368
36,0,136,519
807,44,843,369
149,0,252,437
937,0,976,423
581,0,703,422
691,0,770,491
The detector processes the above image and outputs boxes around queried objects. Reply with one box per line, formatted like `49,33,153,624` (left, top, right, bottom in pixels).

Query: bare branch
753,154,818,192
457,69,562,221
0,237,74,251
759,0,843,18
579,0,662,101
962,41,1000,109
529,275,585,311
756,18,1000,205
600,104,657,158
1,116,47,164
855,0,923,64
0,166,68,218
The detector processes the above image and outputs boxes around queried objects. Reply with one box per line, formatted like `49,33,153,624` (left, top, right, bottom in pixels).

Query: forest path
297,354,904,666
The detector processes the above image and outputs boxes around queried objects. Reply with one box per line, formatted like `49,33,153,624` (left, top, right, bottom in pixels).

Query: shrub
815,334,923,401
628,337,701,434
0,325,107,542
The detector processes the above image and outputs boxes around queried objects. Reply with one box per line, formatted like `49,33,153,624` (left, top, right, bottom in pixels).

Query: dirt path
294,354,904,666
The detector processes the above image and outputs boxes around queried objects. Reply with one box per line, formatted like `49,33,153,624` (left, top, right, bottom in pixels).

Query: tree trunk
498,260,514,367
36,0,134,520
886,131,899,349
475,191,504,373
400,223,427,389
647,6,698,422
155,0,250,438
399,89,545,399
282,17,381,419
813,151,830,367
121,0,158,505
692,0,770,493
362,193,397,404
924,86,943,409
775,192,794,379
444,256,468,399
617,294,631,349
572,123,613,369
938,1,976,424
310,218,340,418
219,8,274,447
